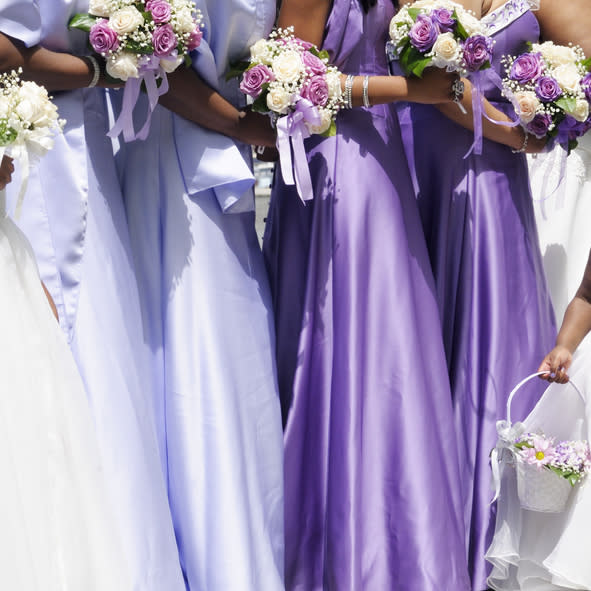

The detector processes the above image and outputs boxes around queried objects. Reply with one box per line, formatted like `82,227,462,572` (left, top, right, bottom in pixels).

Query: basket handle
506,371,584,425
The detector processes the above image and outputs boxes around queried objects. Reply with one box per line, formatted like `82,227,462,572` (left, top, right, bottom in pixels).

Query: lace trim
481,0,533,36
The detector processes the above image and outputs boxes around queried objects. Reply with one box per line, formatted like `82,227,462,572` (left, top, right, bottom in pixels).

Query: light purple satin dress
263,1,470,589
397,1,556,589
0,2,185,589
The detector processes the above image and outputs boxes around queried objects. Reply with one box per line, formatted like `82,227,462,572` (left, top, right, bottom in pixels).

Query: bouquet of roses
233,27,344,202
0,69,64,214
502,41,591,153
513,431,591,486
386,0,493,79
70,0,203,141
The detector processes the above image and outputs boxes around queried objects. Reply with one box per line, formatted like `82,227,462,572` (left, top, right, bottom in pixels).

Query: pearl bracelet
511,130,529,154
86,55,100,89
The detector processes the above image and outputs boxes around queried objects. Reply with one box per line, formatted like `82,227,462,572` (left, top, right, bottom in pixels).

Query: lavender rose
510,52,544,83
409,14,438,53
152,24,178,57
535,76,562,102
147,0,172,24
239,64,275,98
582,72,591,102
301,75,329,107
431,8,456,34
187,27,203,51
526,112,552,137
302,50,327,75
89,20,120,55
462,35,493,72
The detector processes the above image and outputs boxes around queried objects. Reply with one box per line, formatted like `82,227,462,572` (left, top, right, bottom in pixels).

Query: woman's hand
406,68,461,105
0,156,14,190
537,345,573,383
235,110,277,148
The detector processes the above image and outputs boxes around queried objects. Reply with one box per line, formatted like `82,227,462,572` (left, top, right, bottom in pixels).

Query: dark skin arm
539,251,591,383
536,0,591,57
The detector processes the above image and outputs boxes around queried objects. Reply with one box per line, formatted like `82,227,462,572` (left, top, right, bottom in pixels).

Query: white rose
553,64,581,93
430,32,462,68
160,55,184,73
109,6,144,35
306,107,332,135
15,82,55,126
568,97,590,122
537,42,577,67
25,127,55,157
0,96,11,119
460,12,483,36
250,39,273,65
174,7,195,34
266,84,291,114
106,52,139,81
88,0,111,17
325,71,342,101
514,91,539,124
272,50,304,84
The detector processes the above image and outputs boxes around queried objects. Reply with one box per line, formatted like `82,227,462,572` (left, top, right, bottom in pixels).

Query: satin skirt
0,212,130,590
119,105,285,591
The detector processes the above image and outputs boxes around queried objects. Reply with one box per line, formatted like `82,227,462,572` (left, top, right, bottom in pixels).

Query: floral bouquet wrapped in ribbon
502,41,591,153
511,431,591,512
233,27,344,202
70,0,203,141
386,0,493,81
0,70,64,215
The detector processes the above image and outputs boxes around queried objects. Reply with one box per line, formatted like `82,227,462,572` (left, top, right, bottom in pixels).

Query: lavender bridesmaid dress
397,1,556,589
263,1,470,589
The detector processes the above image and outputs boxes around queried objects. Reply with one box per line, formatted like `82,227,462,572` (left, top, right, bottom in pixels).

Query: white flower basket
494,372,585,513
515,458,573,513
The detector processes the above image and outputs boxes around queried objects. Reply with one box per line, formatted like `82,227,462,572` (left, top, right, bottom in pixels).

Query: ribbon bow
490,419,526,504
276,99,321,203
108,55,172,143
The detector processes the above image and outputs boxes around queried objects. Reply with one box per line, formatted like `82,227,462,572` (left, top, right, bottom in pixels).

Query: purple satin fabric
397,6,556,590
263,1,470,589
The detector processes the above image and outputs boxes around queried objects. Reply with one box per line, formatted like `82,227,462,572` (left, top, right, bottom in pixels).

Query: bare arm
539,251,591,382
277,0,332,48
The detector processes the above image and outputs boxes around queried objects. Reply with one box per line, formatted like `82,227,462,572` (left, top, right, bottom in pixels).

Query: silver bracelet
344,74,354,109
86,55,100,88
511,130,529,154
362,75,371,108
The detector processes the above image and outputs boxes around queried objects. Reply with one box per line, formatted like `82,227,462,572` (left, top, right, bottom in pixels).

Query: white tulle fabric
487,342,591,590
531,135,591,333
0,203,129,590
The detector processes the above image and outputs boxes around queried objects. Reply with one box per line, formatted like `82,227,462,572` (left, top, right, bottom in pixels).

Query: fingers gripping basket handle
506,371,584,425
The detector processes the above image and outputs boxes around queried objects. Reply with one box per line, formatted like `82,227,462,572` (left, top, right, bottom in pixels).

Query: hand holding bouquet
502,41,591,153
70,0,203,141
233,27,344,202
0,70,64,215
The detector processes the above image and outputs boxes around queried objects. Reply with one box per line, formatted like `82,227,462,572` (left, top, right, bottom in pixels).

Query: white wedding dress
0,196,130,590
486,340,591,590
531,134,591,330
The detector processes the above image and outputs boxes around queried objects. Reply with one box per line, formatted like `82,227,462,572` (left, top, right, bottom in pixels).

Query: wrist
511,127,529,153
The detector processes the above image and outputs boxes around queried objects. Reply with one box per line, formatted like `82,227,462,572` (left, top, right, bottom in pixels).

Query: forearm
0,34,95,91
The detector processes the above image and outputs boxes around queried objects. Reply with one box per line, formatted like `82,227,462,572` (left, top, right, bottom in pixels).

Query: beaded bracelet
344,74,354,109
86,55,100,89
511,130,529,154
362,75,371,108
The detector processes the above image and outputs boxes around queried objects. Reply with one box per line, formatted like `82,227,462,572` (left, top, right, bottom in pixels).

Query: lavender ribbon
276,99,321,203
108,55,171,143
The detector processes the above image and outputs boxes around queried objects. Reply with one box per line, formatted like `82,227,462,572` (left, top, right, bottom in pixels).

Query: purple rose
526,112,552,137
301,75,329,107
302,50,327,75
239,64,275,98
147,0,172,24
462,35,493,72
535,76,562,102
431,8,456,33
187,27,203,51
582,72,591,102
409,14,438,53
152,24,178,57
89,20,119,55
510,52,544,83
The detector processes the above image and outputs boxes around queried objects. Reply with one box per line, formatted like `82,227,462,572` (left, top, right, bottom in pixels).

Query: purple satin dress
263,1,470,589
397,1,556,589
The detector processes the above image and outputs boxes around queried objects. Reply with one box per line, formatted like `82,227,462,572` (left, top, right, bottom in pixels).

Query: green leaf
321,119,337,138
225,60,250,81
407,7,421,19
251,92,269,114
556,95,577,113
410,57,432,77
581,57,591,72
452,11,469,41
68,13,98,32
123,39,154,55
